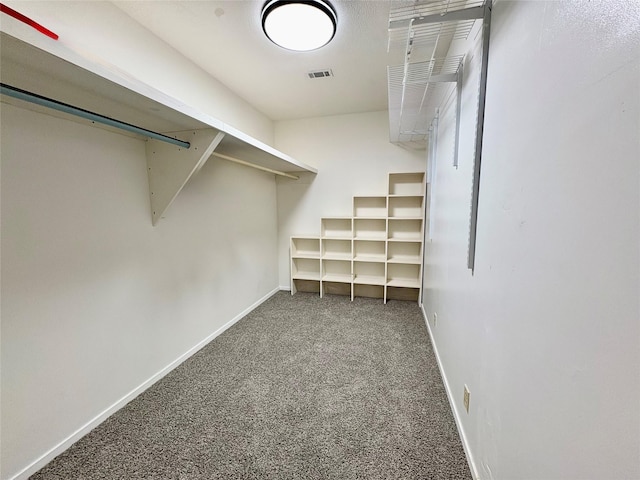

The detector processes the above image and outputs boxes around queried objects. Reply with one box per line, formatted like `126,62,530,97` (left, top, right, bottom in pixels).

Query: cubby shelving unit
290,172,425,303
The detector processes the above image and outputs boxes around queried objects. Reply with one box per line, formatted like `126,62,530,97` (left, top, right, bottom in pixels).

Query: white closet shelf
387,278,421,288
0,31,317,225
292,253,321,259
387,256,421,264
322,274,353,283
323,253,352,261
388,194,424,197
353,275,386,286
292,273,321,281
353,255,386,263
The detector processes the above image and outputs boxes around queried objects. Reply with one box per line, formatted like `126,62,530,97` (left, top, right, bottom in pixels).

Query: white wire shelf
388,56,463,144
389,0,485,22
387,0,487,146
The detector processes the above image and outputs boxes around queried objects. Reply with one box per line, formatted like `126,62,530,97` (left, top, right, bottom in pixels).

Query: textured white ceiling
113,1,405,121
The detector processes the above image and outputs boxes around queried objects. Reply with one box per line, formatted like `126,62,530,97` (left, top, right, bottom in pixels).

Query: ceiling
112,0,407,122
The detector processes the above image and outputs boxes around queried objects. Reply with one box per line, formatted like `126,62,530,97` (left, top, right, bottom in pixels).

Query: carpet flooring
31,292,471,479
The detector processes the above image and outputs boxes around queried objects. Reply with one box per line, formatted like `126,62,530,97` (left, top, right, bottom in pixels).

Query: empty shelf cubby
388,172,425,196
292,279,321,295
387,241,422,264
387,286,419,302
387,263,421,288
322,238,352,260
353,196,387,218
291,237,320,258
291,258,321,281
354,284,384,300
353,239,386,262
388,218,423,241
322,259,352,283
353,261,386,285
354,218,386,240
321,218,352,239
388,196,424,218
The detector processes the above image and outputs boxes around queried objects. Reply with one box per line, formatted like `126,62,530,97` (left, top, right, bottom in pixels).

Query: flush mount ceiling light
261,0,337,52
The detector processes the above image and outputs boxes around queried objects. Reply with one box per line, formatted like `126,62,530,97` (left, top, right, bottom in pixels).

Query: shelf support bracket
467,0,492,271
453,67,464,168
146,129,225,225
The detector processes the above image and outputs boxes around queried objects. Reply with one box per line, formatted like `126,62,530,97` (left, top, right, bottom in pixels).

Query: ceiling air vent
307,69,333,79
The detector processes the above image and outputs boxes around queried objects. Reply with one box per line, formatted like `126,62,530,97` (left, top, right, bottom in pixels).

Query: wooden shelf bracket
146,129,225,226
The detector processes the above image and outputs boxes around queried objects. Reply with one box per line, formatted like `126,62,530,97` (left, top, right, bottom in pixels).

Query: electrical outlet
433,312,437,325
463,385,470,413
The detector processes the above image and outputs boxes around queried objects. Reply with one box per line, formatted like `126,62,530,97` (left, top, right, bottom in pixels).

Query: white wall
274,111,426,287
1,0,274,144
422,1,640,479
1,4,283,478
0,104,279,479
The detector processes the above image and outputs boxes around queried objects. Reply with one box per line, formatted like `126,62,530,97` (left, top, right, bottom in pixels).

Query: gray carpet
31,292,471,479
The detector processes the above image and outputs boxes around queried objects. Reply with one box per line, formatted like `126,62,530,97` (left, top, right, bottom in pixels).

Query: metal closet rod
0,83,191,149
211,152,299,180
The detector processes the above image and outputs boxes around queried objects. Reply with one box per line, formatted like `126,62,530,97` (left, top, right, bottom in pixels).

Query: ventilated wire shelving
387,0,486,146
387,0,493,271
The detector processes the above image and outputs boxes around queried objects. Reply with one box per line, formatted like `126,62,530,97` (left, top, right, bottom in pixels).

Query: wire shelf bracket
467,1,492,272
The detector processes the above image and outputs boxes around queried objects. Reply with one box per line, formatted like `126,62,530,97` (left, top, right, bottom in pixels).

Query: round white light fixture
261,0,337,52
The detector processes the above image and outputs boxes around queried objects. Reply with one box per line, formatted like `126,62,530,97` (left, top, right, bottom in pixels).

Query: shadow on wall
276,171,317,228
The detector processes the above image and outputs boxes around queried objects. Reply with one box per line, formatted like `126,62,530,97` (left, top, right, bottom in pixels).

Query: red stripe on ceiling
0,3,59,40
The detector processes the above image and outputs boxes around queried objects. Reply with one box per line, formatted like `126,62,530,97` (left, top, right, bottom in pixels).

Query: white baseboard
10,287,281,480
279,285,291,292
420,303,481,480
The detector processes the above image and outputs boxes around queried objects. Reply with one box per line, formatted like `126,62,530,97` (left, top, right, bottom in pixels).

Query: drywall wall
422,1,640,479
0,0,274,144
274,110,426,288
0,103,279,479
